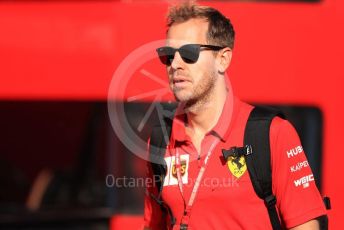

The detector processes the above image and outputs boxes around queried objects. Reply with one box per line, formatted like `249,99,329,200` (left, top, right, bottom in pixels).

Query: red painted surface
110,214,143,230
0,0,343,228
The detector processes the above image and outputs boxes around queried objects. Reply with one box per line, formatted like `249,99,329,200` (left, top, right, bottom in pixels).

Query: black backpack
148,106,330,230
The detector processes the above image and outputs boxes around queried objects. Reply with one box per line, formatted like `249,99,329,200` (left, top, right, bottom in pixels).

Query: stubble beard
173,70,217,114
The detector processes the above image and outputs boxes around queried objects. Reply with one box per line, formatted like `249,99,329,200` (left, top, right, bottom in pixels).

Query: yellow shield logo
227,156,247,178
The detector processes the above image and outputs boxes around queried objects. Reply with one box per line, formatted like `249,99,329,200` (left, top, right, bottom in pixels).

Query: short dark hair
167,2,235,49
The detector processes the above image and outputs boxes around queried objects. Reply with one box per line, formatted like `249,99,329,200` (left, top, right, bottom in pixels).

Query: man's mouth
172,75,190,83
172,77,190,88
174,79,185,83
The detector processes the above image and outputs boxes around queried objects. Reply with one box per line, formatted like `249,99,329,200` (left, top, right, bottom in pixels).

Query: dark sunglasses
156,44,225,66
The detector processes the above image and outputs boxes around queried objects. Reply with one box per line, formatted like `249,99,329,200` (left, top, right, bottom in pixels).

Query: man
144,2,326,229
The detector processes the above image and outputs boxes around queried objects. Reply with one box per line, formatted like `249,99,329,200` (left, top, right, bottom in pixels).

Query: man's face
166,18,219,103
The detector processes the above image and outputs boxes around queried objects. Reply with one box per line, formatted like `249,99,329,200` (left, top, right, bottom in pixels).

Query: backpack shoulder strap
149,115,173,193
148,113,175,226
244,106,284,230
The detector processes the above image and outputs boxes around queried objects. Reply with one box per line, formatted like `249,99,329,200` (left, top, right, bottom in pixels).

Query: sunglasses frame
156,44,226,66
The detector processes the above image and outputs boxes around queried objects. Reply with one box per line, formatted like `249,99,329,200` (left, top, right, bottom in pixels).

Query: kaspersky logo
290,160,309,173
294,174,314,188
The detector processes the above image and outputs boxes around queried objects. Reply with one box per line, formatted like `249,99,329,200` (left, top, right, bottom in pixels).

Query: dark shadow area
0,100,323,229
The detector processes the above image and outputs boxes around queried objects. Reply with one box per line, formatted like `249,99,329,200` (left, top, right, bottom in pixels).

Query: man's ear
217,48,232,74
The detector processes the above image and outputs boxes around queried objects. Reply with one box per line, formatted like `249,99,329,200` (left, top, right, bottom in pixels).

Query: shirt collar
170,94,240,144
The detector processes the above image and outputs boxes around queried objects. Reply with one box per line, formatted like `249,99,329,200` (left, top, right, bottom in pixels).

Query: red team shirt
144,96,326,229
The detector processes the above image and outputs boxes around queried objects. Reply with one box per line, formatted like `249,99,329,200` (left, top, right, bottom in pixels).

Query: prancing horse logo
227,156,247,178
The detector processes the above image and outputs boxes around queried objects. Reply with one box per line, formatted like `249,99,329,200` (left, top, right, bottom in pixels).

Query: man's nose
170,51,184,69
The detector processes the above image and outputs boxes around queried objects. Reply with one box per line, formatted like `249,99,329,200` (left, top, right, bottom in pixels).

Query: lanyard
175,139,220,227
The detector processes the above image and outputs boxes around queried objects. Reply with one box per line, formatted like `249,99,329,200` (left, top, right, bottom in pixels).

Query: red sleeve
143,139,167,229
270,117,326,229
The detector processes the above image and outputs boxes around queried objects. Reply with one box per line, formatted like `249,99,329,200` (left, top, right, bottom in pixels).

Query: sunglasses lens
156,45,201,65
156,47,175,65
179,44,200,64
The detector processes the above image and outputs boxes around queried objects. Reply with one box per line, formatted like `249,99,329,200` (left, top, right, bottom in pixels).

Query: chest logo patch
163,154,189,186
227,155,247,178
171,160,187,179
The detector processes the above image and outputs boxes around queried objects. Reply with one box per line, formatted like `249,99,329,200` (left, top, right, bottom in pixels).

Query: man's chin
173,93,192,103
